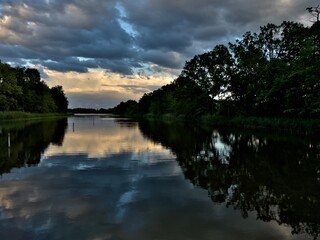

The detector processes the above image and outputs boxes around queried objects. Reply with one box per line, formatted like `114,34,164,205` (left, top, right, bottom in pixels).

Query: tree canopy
0,62,68,113
111,21,320,119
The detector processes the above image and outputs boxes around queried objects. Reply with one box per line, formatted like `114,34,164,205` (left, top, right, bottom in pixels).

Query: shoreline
123,113,320,135
2,111,319,135
0,111,71,122
200,115,320,135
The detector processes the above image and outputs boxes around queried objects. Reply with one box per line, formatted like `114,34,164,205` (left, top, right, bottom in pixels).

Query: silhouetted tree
110,20,320,120
0,62,68,113
51,86,69,112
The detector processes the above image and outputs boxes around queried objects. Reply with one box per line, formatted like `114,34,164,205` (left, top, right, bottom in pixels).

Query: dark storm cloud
0,0,136,74
120,0,316,54
37,59,90,73
98,58,141,75
142,50,184,69
0,0,317,75
31,57,137,74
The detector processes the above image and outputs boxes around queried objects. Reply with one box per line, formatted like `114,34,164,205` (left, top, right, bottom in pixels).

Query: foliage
111,21,320,120
50,86,69,112
0,62,68,113
108,100,138,115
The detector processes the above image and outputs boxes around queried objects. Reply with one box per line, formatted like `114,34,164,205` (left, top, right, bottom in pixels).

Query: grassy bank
126,112,320,135
200,115,320,135
0,111,71,122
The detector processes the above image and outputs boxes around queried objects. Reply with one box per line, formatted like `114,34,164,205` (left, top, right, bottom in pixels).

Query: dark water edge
126,113,320,135
137,119,320,239
200,115,320,135
0,115,319,240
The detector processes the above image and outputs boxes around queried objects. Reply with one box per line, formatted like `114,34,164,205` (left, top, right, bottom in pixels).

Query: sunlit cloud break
44,68,173,108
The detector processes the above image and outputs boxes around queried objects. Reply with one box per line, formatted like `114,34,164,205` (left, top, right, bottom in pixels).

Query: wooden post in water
73,122,75,132
8,133,11,158
8,133,10,148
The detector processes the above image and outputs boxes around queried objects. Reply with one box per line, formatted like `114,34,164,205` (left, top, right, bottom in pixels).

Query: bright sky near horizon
0,0,318,108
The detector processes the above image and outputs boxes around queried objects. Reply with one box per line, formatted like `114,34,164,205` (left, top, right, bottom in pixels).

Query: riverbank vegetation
109,21,320,131
0,111,69,122
0,62,68,113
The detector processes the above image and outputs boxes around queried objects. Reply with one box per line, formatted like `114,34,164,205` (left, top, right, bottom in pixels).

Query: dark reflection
139,120,320,239
0,118,68,174
114,117,139,128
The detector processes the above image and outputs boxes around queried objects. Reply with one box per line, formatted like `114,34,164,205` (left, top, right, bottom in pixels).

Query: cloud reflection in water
0,116,309,240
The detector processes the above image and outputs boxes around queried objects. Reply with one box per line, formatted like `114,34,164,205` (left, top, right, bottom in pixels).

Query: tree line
0,62,68,112
110,21,320,119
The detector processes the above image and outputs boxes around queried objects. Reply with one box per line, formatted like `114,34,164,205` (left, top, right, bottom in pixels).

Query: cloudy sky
0,0,318,108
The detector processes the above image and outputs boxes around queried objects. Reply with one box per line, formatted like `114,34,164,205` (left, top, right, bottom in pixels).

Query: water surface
0,115,319,240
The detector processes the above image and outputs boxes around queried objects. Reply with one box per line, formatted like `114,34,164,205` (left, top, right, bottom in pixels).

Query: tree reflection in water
138,120,320,240
0,118,68,174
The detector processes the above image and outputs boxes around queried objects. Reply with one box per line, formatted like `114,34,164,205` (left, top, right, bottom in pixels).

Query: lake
0,115,319,240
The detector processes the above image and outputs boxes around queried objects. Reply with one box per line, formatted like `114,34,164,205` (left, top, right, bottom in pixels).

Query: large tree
111,20,320,120
0,62,68,113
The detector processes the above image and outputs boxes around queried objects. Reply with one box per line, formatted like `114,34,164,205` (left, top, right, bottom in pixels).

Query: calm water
0,115,319,240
